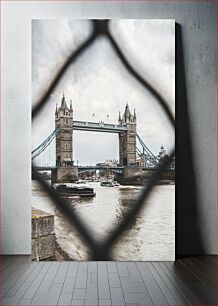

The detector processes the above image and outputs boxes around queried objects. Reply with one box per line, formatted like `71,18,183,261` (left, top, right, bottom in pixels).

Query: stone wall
32,208,56,261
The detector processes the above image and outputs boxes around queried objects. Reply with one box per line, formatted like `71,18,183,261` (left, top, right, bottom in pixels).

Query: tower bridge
32,94,174,183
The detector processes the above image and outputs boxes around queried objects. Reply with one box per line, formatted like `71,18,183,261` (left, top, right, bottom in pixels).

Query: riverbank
117,177,175,185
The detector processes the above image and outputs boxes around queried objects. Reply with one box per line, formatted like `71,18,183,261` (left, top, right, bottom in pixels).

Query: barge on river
52,184,96,198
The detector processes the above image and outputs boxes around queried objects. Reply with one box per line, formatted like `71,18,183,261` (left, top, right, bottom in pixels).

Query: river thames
32,181,175,261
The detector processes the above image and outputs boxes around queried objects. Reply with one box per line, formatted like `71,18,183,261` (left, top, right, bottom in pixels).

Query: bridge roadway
34,165,125,173
34,165,167,172
73,120,128,133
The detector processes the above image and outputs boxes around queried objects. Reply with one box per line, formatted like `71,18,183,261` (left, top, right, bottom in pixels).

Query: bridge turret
118,111,121,124
55,94,73,167
55,103,58,120
121,103,136,124
158,145,167,159
119,104,136,166
61,93,68,109
53,95,78,183
133,108,136,122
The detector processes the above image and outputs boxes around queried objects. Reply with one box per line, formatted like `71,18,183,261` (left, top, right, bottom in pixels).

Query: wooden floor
0,256,217,305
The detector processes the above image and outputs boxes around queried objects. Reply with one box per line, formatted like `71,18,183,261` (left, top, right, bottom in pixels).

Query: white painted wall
1,1,216,254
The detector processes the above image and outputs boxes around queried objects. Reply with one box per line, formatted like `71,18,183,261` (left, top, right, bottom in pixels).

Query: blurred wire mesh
32,20,175,261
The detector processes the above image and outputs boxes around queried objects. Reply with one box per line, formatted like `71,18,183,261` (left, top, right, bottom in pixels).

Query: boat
76,179,86,184
52,184,96,197
100,181,114,187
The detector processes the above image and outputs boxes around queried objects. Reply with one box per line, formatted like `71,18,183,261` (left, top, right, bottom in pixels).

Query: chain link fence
32,20,175,261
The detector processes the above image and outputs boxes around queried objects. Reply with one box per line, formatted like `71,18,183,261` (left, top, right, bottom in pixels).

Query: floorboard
0,256,217,305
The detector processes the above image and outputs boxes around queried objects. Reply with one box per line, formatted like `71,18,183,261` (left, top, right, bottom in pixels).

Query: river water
32,181,175,261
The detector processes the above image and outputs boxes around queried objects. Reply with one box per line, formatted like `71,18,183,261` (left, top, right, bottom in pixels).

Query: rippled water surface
32,181,175,260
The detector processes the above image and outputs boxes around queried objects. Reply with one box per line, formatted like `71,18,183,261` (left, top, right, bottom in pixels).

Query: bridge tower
118,104,137,167
52,94,78,183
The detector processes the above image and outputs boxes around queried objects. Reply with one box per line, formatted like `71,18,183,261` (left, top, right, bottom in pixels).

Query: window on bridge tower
123,158,127,166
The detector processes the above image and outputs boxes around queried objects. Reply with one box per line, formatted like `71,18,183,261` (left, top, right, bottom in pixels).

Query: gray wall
1,1,217,255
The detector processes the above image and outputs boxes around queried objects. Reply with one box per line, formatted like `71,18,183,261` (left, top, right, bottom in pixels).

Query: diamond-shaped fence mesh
32,20,175,261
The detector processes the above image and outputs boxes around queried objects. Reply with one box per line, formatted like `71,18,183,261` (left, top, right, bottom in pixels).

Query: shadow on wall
176,23,205,256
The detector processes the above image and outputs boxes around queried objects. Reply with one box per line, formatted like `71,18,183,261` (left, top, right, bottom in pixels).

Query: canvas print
32,19,175,261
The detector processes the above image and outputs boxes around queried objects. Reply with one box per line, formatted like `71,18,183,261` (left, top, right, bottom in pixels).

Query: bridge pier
123,166,141,178
51,166,78,184
117,166,143,184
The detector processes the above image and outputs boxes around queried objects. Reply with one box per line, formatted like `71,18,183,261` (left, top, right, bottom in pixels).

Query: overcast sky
32,19,175,166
